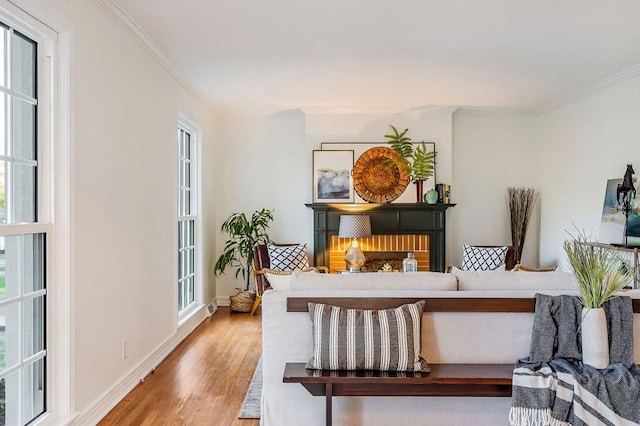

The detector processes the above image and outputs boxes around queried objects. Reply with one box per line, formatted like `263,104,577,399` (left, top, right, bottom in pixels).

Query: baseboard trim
216,297,230,307
72,301,213,425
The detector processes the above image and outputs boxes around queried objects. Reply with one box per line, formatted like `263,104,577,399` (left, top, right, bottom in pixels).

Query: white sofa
261,271,640,426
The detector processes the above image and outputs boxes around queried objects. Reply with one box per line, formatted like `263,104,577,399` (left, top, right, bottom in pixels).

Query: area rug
238,356,262,419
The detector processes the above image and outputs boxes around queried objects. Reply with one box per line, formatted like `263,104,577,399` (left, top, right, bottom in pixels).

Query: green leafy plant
384,125,437,181
214,208,274,291
563,229,633,308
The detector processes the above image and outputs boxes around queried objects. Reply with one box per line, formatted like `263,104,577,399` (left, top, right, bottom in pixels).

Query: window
0,19,50,426
177,124,199,317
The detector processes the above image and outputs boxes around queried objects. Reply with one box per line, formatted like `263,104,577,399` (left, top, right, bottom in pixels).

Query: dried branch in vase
506,187,538,263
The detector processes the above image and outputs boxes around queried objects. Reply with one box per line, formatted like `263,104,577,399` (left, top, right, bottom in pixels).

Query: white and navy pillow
267,244,309,271
306,301,429,372
461,245,508,271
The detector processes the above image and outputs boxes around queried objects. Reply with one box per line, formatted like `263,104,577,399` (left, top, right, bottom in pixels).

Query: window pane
22,357,45,424
0,93,6,156
0,24,7,89
184,134,190,159
0,161,5,224
11,163,36,223
0,369,18,425
0,301,19,371
0,235,18,301
12,98,35,161
185,161,191,188
23,234,44,294
23,295,45,358
12,31,36,98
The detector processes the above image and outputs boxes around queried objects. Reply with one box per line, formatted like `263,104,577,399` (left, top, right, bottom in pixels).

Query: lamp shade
338,215,372,238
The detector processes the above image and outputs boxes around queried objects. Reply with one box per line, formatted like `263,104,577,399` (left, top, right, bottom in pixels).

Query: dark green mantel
305,203,456,272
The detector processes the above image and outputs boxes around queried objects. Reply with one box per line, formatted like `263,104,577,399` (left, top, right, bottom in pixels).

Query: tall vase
581,307,609,368
414,180,424,203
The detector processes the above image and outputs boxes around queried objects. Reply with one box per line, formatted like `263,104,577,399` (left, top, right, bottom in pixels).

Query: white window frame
0,1,72,425
0,3,57,425
177,116,202,323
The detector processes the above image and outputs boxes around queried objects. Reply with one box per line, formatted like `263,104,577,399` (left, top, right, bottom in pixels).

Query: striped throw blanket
510,294,640,426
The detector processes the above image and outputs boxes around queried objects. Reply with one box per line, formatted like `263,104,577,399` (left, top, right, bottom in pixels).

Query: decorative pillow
306,301,429,372
267,244,309,271
513,264,558,272
450,264,505,274
461,245,508,271
264,268,318,291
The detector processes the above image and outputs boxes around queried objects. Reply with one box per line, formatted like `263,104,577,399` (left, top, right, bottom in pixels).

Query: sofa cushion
267,244,309,271
454,270,577,291
264,268,318,291
290,271,458,291
461,245,508,271
306,300,429,372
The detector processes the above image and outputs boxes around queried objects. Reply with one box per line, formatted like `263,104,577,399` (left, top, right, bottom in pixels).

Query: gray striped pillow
306,301,429,372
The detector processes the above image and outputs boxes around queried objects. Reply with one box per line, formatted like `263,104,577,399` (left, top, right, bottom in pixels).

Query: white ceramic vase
581,307,609,368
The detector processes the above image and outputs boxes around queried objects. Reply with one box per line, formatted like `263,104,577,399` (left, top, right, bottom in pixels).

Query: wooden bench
283,296,640,426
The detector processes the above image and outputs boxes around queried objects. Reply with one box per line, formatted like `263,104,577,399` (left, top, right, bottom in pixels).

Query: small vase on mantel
414,180,424,203
581,307,609,368
424,189,438,204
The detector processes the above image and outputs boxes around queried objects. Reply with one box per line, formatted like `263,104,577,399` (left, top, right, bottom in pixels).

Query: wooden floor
99,307,262,426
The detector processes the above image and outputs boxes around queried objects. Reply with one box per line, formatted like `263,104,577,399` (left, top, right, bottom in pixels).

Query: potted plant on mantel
563,230,634,368
214,208,274,312
385,125,438,203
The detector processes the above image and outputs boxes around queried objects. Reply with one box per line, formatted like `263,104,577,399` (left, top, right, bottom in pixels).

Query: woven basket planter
230,291,256,313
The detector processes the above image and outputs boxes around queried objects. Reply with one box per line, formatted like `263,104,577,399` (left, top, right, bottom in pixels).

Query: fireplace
306,203,455,272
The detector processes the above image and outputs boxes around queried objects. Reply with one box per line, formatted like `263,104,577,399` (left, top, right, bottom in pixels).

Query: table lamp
338,215,372,272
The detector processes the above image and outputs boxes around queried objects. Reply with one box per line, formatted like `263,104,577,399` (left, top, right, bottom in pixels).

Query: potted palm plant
214,209,274,311
385,125,437,202
563,230,634,368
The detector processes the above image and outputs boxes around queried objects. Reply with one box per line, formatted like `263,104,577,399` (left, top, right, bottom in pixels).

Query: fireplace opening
329,234,430,273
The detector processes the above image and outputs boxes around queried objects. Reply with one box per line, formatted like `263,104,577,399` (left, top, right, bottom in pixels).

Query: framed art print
313,150,354,203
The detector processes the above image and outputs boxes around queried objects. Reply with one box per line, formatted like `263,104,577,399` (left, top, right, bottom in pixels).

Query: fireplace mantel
305,203,455,272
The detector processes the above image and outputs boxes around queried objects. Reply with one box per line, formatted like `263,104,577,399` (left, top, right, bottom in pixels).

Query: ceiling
110,0,640,111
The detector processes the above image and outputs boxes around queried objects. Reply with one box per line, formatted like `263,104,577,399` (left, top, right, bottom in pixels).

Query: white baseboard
72,301,213,425
217,297,230,306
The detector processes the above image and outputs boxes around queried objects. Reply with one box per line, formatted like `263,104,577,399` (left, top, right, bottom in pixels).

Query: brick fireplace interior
329,234,430,272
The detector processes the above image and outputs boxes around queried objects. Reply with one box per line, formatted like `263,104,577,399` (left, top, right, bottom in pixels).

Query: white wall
536,75,640,267
215,106,456,300
451,112,540,267
24,0,218,419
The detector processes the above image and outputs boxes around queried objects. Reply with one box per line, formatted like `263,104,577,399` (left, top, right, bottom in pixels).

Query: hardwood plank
99,307,262,426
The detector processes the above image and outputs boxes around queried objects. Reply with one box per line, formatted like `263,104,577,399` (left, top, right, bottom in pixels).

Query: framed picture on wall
599,178,640,246
313,150,354,203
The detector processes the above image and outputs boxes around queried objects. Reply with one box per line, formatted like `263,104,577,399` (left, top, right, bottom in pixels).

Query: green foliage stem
213,208,274,291
384,124,437,181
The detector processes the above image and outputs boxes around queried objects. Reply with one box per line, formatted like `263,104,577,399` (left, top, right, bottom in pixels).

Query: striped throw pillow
306,301,429,372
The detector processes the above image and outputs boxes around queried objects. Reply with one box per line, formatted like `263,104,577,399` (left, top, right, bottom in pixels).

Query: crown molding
300,105,460,115
93,0,213,111
535,64,640,115
454,106,536,117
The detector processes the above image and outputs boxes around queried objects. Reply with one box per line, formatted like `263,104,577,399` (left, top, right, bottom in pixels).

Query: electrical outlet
122,340,127,360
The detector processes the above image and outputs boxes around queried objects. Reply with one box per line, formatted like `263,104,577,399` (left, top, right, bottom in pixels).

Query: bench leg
325,383,332,426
